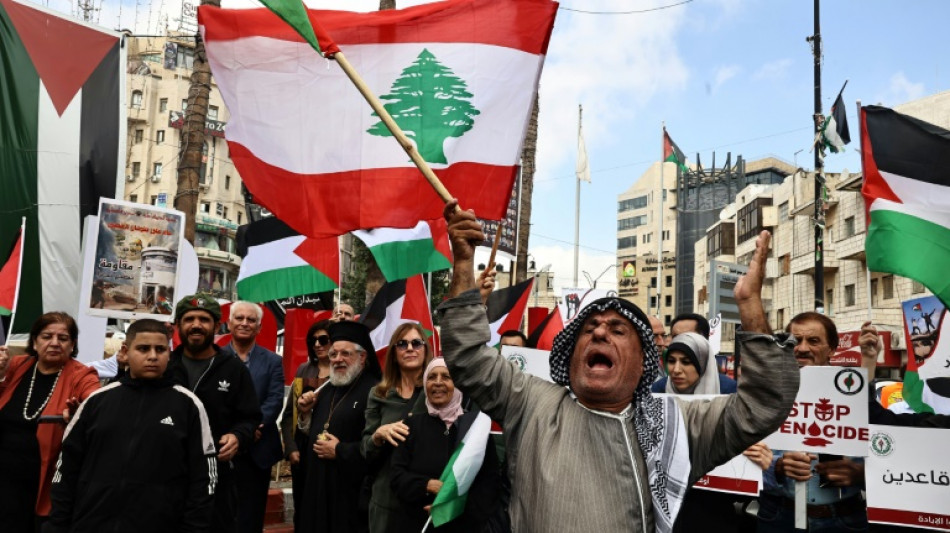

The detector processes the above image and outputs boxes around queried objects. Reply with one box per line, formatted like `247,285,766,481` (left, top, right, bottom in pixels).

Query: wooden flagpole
332,52,456,208
487,222,504,269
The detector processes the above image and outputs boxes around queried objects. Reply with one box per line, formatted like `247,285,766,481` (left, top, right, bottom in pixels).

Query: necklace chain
322,381,356,432
23,363,63,421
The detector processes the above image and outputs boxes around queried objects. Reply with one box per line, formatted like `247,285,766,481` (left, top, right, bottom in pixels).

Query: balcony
791,248,837,275
836,231,866,261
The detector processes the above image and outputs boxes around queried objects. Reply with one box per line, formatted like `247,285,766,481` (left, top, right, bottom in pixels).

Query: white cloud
533,5,690,189
711,64,741,92
752,58,792,82
883,71,925,105
523,243,618,295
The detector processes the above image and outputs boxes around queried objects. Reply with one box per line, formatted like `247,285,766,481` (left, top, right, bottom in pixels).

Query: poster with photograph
87,199,184,320
900,295,950,414
559,287,617,324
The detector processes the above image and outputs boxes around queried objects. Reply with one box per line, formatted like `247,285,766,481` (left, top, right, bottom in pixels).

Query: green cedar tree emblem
367,48,480,164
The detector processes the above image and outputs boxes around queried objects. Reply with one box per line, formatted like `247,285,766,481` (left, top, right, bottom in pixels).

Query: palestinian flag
860,105,950,308
235,217,339,303
0,0,123,330
821,89,850,154
199,0,558,238
352,219,452,282
361,275,438,365
527,306,564,351
430,411,491,527
663,128,688,173
0,220,25,316
486,278,534,347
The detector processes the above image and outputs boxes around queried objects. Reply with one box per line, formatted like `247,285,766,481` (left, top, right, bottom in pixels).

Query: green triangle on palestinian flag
352,219,452,282
235,217,339,303
663,128,689,173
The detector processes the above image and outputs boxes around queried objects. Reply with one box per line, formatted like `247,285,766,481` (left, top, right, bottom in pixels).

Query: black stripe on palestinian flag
526,306,564,350
863,105,950,192
0,0,121,330
361,275,438,361
486,278,534,346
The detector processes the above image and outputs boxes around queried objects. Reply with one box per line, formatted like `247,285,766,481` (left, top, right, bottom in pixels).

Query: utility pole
809,0,825,314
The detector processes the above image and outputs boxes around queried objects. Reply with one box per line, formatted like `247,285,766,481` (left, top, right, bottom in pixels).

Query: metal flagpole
573,104,582,287
657,124,665,316
810,0,825,315
856,98,873,323
3,217,26,346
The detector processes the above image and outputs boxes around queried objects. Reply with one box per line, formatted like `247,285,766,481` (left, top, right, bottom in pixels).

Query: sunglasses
395,339,426,351
314,334,330,346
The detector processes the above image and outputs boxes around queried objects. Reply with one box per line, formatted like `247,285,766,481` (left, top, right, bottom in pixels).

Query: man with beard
165,293,261,533
296,321,382,533
222,301,285,533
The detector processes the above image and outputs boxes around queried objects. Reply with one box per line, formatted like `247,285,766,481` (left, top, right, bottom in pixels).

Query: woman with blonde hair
361,322,434,533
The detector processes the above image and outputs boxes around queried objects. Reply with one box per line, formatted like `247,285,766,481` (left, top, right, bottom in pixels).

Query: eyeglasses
314,335,330,346
395,339,426,351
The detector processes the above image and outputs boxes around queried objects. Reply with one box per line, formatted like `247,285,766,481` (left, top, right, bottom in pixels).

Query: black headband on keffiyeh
547,297,689,533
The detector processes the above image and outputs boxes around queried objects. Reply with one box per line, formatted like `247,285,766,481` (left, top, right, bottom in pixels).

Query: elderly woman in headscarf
389,358,499,533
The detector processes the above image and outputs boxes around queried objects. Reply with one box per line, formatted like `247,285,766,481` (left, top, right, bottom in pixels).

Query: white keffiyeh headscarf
548,297,690,533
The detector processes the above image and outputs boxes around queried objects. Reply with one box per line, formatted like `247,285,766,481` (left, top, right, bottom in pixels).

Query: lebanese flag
0,0,123,329
235,217,339,303
199,0,558,238
0,221,25,316
361,275,439,367
353,219,452,282
860,105,950,308
486,278,534,347
527,306,564,351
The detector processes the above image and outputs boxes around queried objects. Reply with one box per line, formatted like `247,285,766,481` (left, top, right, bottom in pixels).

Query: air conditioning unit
126,175,135,182
150,174,161,183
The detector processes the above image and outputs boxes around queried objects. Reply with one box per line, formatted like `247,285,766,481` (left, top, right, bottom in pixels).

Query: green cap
174,293,222,323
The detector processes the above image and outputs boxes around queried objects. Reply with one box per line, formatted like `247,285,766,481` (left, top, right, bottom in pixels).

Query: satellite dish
719,204,737,222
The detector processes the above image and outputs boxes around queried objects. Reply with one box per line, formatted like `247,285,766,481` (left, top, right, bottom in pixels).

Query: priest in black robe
297,321,382,533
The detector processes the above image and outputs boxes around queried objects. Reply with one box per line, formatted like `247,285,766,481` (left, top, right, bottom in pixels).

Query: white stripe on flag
38,84,82,316
353,221,432,248
453,412,491,494
879,170,950,210
208,40,541,173
237,236,309,281
368,294,412,350
869,197,950,229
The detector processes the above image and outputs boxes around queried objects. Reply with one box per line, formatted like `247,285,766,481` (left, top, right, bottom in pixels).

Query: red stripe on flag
860,107,903,224
427,218,453,266
497,278,534,336
0,228,24,314
199,0,558,55
228,142,516,237
867,507,950,530
293,236,341,284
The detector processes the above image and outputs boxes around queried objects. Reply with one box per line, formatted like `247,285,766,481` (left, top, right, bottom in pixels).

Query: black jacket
44,376,218,533
165,344,262,456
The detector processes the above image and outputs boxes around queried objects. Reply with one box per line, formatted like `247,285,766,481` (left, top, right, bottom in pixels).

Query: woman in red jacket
0,312,100,532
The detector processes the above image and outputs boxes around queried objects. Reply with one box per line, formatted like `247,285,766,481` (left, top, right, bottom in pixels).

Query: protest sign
657,393,763,495
559,288,616,324
86,199,184,320
900,295,950,414
500,345,552,383
866,425,950,530
763,366,869,456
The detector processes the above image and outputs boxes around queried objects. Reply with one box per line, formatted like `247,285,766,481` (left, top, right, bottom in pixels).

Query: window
222,206,229,219
150,195,158,205
131,162,141,178
737,198,773,242
871,278,879,307
913,280,925,294
665,275,672,287
156,130,165,143
781,254,791,276
618,195,649,212
617,236,637,249
129,194,138,203
707,222,735,258
826,289,834,316
650,277,657,288
225,175,231,190
664,295,672,307
208,105,219,120
200,202,211,214
134,129,144,144
153,162,162,177
779,201,789,222
237,212,242,224
176,46,195,70
617,214,648,231
776,308,785,331
844,216,855,238
198,141,209,184
845,284,855,307
159,98,168,112
650,296,658,309
662,230,670,241
664,314,671,325
182,99,189,112
883,275,894,300
643,233,652,244
131,90,143,108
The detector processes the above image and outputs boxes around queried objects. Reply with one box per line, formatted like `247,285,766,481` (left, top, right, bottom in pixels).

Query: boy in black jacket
45,319,217,533
165,293,262,533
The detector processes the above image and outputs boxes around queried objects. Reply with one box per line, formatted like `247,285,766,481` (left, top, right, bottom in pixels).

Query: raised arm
444,199,483,299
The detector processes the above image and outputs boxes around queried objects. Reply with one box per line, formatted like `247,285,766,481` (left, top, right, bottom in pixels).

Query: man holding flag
437,201,799,533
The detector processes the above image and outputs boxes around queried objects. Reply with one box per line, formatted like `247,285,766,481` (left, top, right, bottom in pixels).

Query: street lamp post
583,263,619,289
